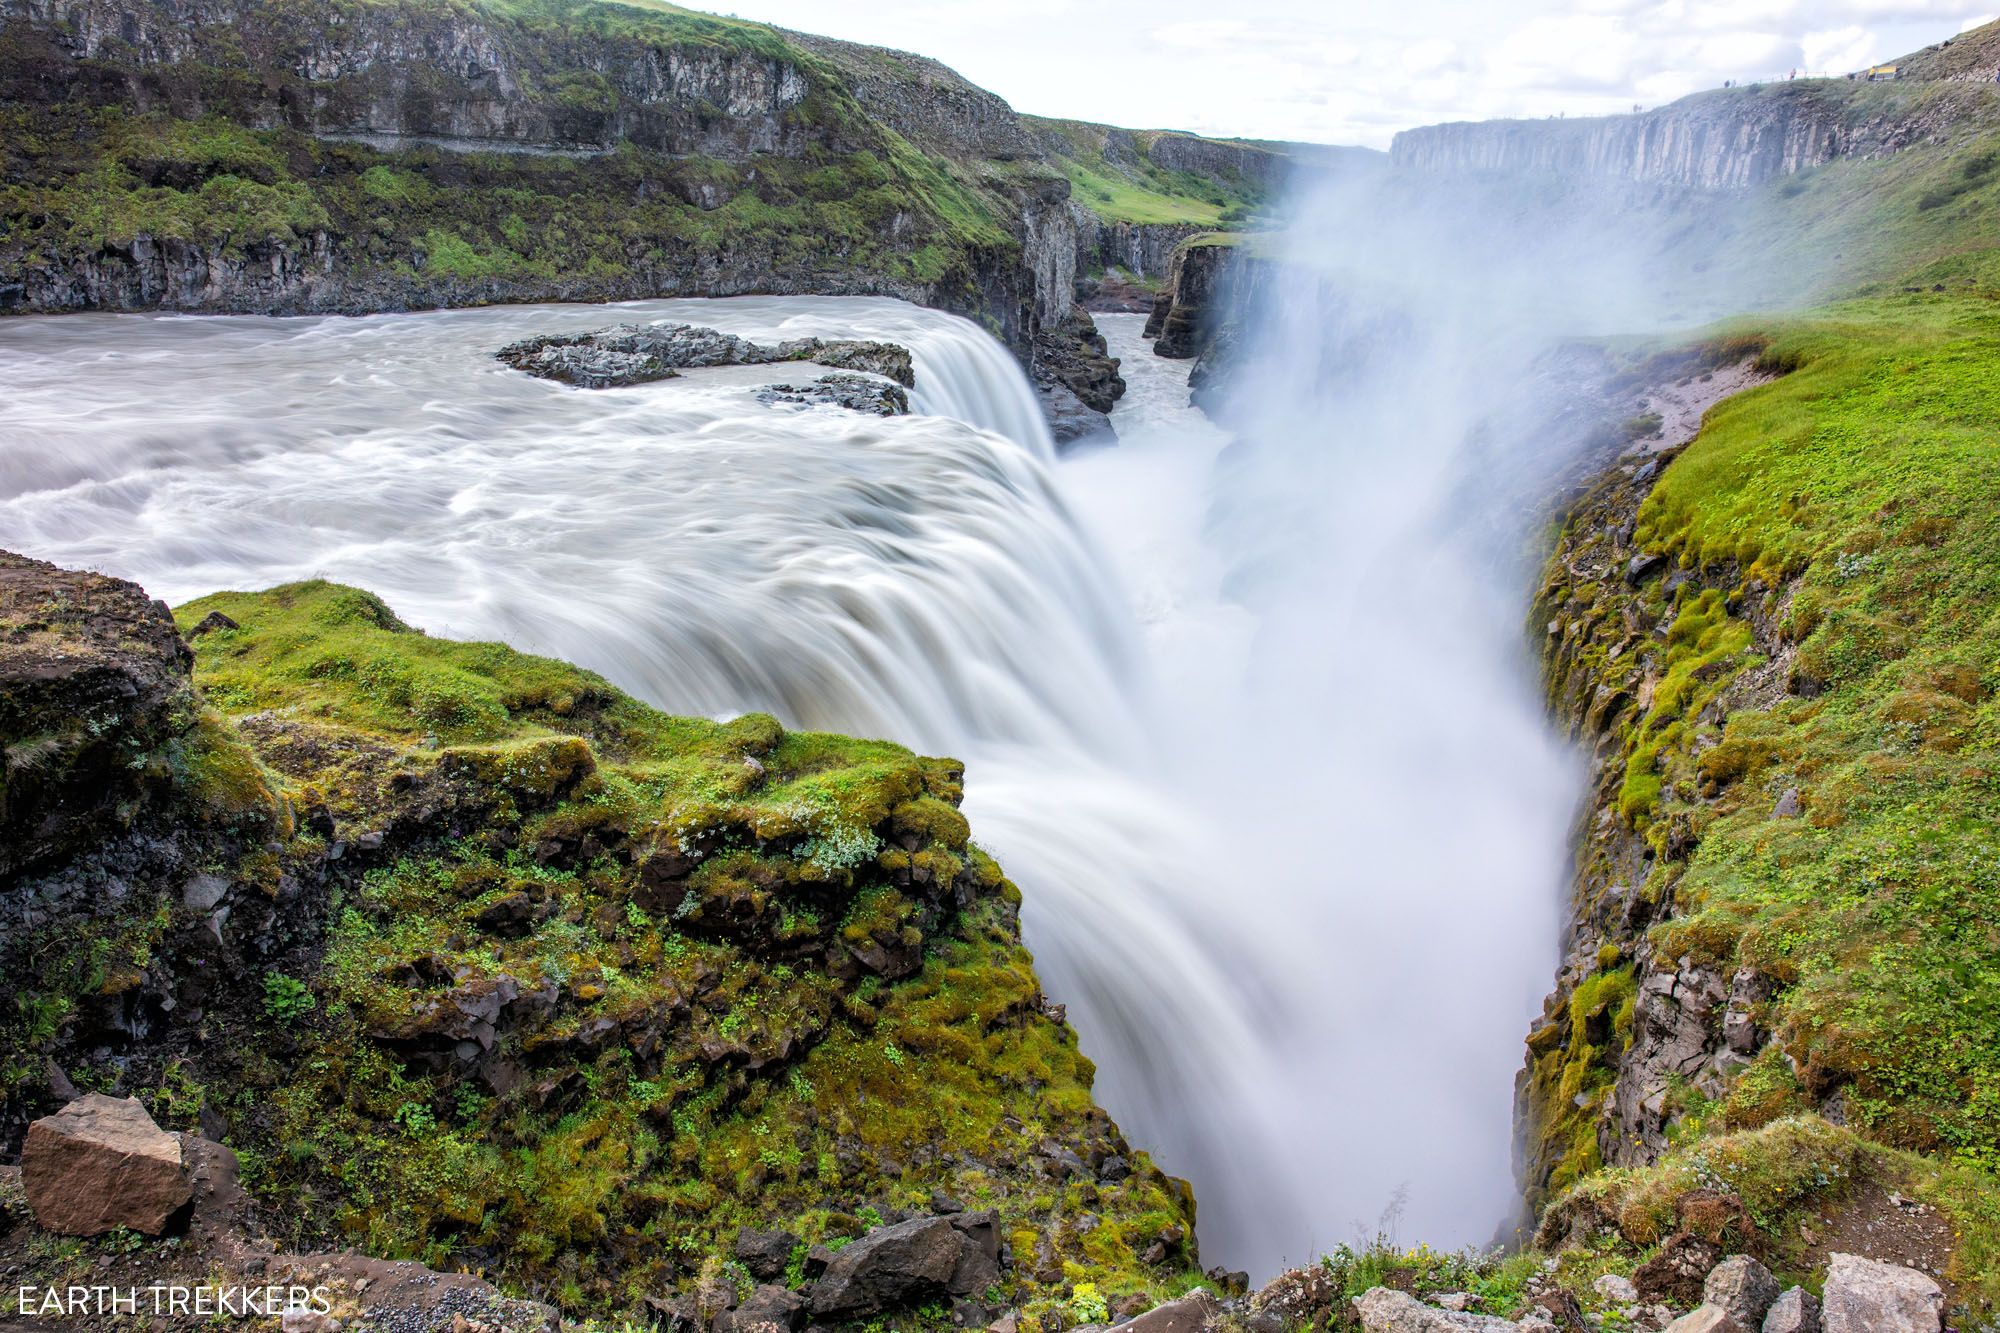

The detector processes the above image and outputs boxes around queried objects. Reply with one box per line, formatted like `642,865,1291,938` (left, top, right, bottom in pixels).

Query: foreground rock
1703,1255,1780,1326
497,323,915,390
0,551,195,879
21,1094,192,1235
1820,1253,1942,1333
1030,304,1122,445
807,1213,997,1319
1354,1287,1518,1331
1762,1287,1821,1333
1121,1289,1222,1332
757,372,910,415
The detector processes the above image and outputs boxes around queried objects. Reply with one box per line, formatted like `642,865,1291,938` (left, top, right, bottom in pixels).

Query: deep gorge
5,4,2000,1332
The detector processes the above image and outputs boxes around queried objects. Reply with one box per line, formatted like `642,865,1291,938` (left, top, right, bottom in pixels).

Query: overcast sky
697,0,1997,148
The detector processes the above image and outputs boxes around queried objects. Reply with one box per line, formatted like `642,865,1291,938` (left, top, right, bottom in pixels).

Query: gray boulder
947,1209,1002,1299
1705,1256,1781,1326
1120,1290,1221,1333
1663,1307,1752,1333
1352,1287,1517,1331
1820,1254,1941,1333
757,373,909,416
1762,1287,1821,1333
496,324,914,391
1593,1274,1639,1305
733,1227,799,1282
715,1284,806,1333
808,1216,964,1318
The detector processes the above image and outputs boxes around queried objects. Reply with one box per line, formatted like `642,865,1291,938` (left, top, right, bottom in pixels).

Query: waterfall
0,229,1712,1277
0,297,1277,1258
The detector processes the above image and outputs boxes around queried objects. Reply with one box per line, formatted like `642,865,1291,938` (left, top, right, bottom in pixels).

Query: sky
692,0,1998,148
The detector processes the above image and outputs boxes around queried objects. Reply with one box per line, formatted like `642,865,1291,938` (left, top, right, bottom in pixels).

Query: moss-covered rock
0,567,1197,1325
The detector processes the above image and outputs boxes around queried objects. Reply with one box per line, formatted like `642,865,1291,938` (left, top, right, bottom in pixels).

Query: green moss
1536,291,2000,1314
151,580,1197,1319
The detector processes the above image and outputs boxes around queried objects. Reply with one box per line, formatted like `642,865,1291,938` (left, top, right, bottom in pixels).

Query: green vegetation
1534,289,2000,1314
1724,80,2000,304
1543,1116,2000,1309
1023,117,1273,227
101,580,1200,1321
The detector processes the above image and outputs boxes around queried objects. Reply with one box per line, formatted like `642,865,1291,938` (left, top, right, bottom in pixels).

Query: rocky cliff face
0,0,1126,403
3,0,828,158
1391,79,2000,189
1516,348,1796,1215
0,552,1201,1325
1071,208,1205,282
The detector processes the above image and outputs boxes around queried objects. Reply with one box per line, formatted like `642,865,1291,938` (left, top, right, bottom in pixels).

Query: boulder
1352,1287,1518,1331
495,324,914,391
716,1283,806,1333
808,1216,964,1318
1593,1274,1639,1305
1635,1232,1723,1307
1120,1290,1222,1333
1705,1256,1781,1326
21,1094,193,1235
1762,1287,1820,1333
947,1209,1002,1298
1663,1306,1752,1333
1820,1254,1941,1333
0,551,196,878
734,1226,800,1282
757,373,909,416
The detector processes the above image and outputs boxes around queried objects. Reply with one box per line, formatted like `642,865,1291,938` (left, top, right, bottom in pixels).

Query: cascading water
0,292,1283,1263
0,172,1736,1278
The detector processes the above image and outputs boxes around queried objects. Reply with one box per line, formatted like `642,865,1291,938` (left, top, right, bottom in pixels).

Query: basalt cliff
0,0,1326,441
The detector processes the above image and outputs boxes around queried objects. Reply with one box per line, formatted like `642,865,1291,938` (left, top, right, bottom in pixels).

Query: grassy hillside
1023,117,1277,227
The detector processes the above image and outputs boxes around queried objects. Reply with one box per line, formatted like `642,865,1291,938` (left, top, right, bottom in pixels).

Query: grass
1531,287,2000,1319
1023,116,1269,227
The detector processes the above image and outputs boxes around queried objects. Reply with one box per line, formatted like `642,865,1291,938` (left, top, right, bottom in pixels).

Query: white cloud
703,0,1996,148
1803,24,1882,70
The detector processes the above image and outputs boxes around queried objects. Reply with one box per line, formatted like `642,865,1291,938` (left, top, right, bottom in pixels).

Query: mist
1031,161,1797,1270
0,162,1806,1285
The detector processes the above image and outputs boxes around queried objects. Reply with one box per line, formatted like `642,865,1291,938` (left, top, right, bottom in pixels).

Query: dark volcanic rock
734,1227,800,1282
0,550,196,880
496,323,916,392
1031,305,1123,445
808,1215,966,1318
716,1284,807,1333
758,373,910,416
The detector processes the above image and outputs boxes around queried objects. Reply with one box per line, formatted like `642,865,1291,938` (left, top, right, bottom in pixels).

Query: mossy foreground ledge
0,558,1200,1327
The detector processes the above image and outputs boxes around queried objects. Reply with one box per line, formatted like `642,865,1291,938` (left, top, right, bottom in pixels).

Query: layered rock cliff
1391,66,2000,190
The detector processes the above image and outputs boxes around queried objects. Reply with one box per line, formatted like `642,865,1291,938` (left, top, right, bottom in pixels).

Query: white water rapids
0,281,1573,1274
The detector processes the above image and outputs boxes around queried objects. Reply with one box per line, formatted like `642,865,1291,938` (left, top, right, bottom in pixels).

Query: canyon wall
1391,80,2000,189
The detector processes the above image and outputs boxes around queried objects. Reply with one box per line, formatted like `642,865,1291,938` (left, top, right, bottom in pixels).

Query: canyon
5,4,2000,1333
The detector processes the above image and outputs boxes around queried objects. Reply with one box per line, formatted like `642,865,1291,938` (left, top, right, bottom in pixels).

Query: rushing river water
0,289,1567,1275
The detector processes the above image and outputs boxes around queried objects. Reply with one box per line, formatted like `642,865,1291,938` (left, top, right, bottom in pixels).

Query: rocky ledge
1030,305,1124,445
0,550,1199,1327
496,323,915,392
